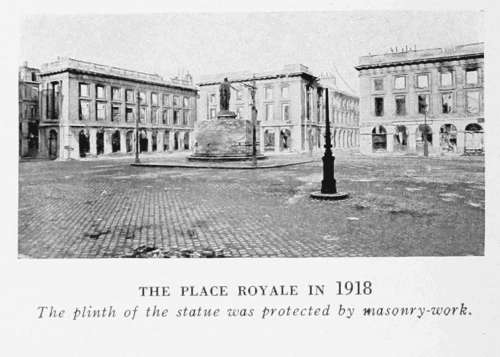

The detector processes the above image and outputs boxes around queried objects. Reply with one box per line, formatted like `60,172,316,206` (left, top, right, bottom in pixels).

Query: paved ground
18,153,484,258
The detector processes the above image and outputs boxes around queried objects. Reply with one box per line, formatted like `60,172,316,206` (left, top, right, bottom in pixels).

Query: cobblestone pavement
18,154,484,258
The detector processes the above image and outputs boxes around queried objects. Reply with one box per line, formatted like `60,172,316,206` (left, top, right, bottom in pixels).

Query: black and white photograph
4,1,500,356
17,10,485,258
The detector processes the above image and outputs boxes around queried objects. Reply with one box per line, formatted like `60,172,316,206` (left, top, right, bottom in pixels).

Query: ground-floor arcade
259,124,359,154
359,120,484,155
38,126,194,160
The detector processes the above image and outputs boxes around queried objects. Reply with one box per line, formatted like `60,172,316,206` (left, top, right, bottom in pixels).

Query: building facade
197,64,327,154
355,43,484,155
320,74,360,150
38,58,197,160
19,62,40,158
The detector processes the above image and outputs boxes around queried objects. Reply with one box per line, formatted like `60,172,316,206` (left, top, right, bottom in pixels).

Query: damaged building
37,57,198,160
197,65,359,154
18,62,40,158
355,42,484,155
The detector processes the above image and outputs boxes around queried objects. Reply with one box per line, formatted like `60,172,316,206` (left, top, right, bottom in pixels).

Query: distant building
320,74,360,150
19,62,40,157
38,57,198,160
197,64,359,154
355,43,484,155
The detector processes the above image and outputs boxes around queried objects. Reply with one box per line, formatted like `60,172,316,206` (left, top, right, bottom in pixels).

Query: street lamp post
310,87,348,200
307,84,313,157
135,90,141,163
241,76,258,166
250,77,258,167
423,104,429,157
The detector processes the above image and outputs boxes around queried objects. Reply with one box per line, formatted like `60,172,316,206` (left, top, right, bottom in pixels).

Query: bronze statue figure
219,77,231,111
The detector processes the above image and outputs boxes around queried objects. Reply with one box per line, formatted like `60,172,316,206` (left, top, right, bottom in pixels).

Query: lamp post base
310,191,349,200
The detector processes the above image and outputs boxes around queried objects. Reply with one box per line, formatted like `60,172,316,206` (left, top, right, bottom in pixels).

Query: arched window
112,130,121,153
394,125,408,151
184,132,190,150
264,129,275,151
96,130,104,155
280,129,291,151
439,124,457,152
371,125,387,151
79,130,90,157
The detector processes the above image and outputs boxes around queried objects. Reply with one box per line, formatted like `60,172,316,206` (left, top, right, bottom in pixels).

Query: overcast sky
20,11,484,94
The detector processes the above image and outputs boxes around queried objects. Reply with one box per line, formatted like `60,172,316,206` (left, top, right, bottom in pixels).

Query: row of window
333,111,358,125
19,85,39,101
79,100,191,125
373,90,481,116
78,83,191,107
207,85,289,105
373,68,480,92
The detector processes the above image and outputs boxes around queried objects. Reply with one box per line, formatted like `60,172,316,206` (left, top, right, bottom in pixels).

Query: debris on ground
122,245,227,258
84,229,111,239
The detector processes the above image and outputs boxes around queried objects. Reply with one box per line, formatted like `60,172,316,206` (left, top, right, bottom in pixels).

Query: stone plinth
190,111,263,161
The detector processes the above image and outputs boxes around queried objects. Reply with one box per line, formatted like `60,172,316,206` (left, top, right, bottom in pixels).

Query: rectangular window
417,74,429,89
182,111,188,125
111,106,120,122
395,96,406,115
79,83,89,97
31,87,38,100
96,102,106,120
441,72,453,87
418,94,429,114
151,93,158,106
209,108,216,119
173,96,179,107
126,89,134,103
466,91,480,113
139,92,146,104
466,69,478,85
442,93,453,113
183,97,189,108
236,89,243,101
96,85,105,99
394,76,406,90
139,107,146,122
161,110,167,124
79,100,90,120
209,94,216,105
112,87,121,101
281,86,289,98
173,110,179,125
151,108,158,124
126,107,134,122
282,103,290,122
373,78,384,91
265,104,273,121
374,97,384,116
265,87,273,100
163,94,170,106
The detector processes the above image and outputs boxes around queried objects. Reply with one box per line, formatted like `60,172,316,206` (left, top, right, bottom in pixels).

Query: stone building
197,64,326,154
19,62,40,158
38,57,197,160
320,74,360,150
355,42,484,155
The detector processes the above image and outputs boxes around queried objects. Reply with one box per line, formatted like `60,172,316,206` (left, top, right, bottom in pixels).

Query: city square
17,12,485,259
18,153,484,258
